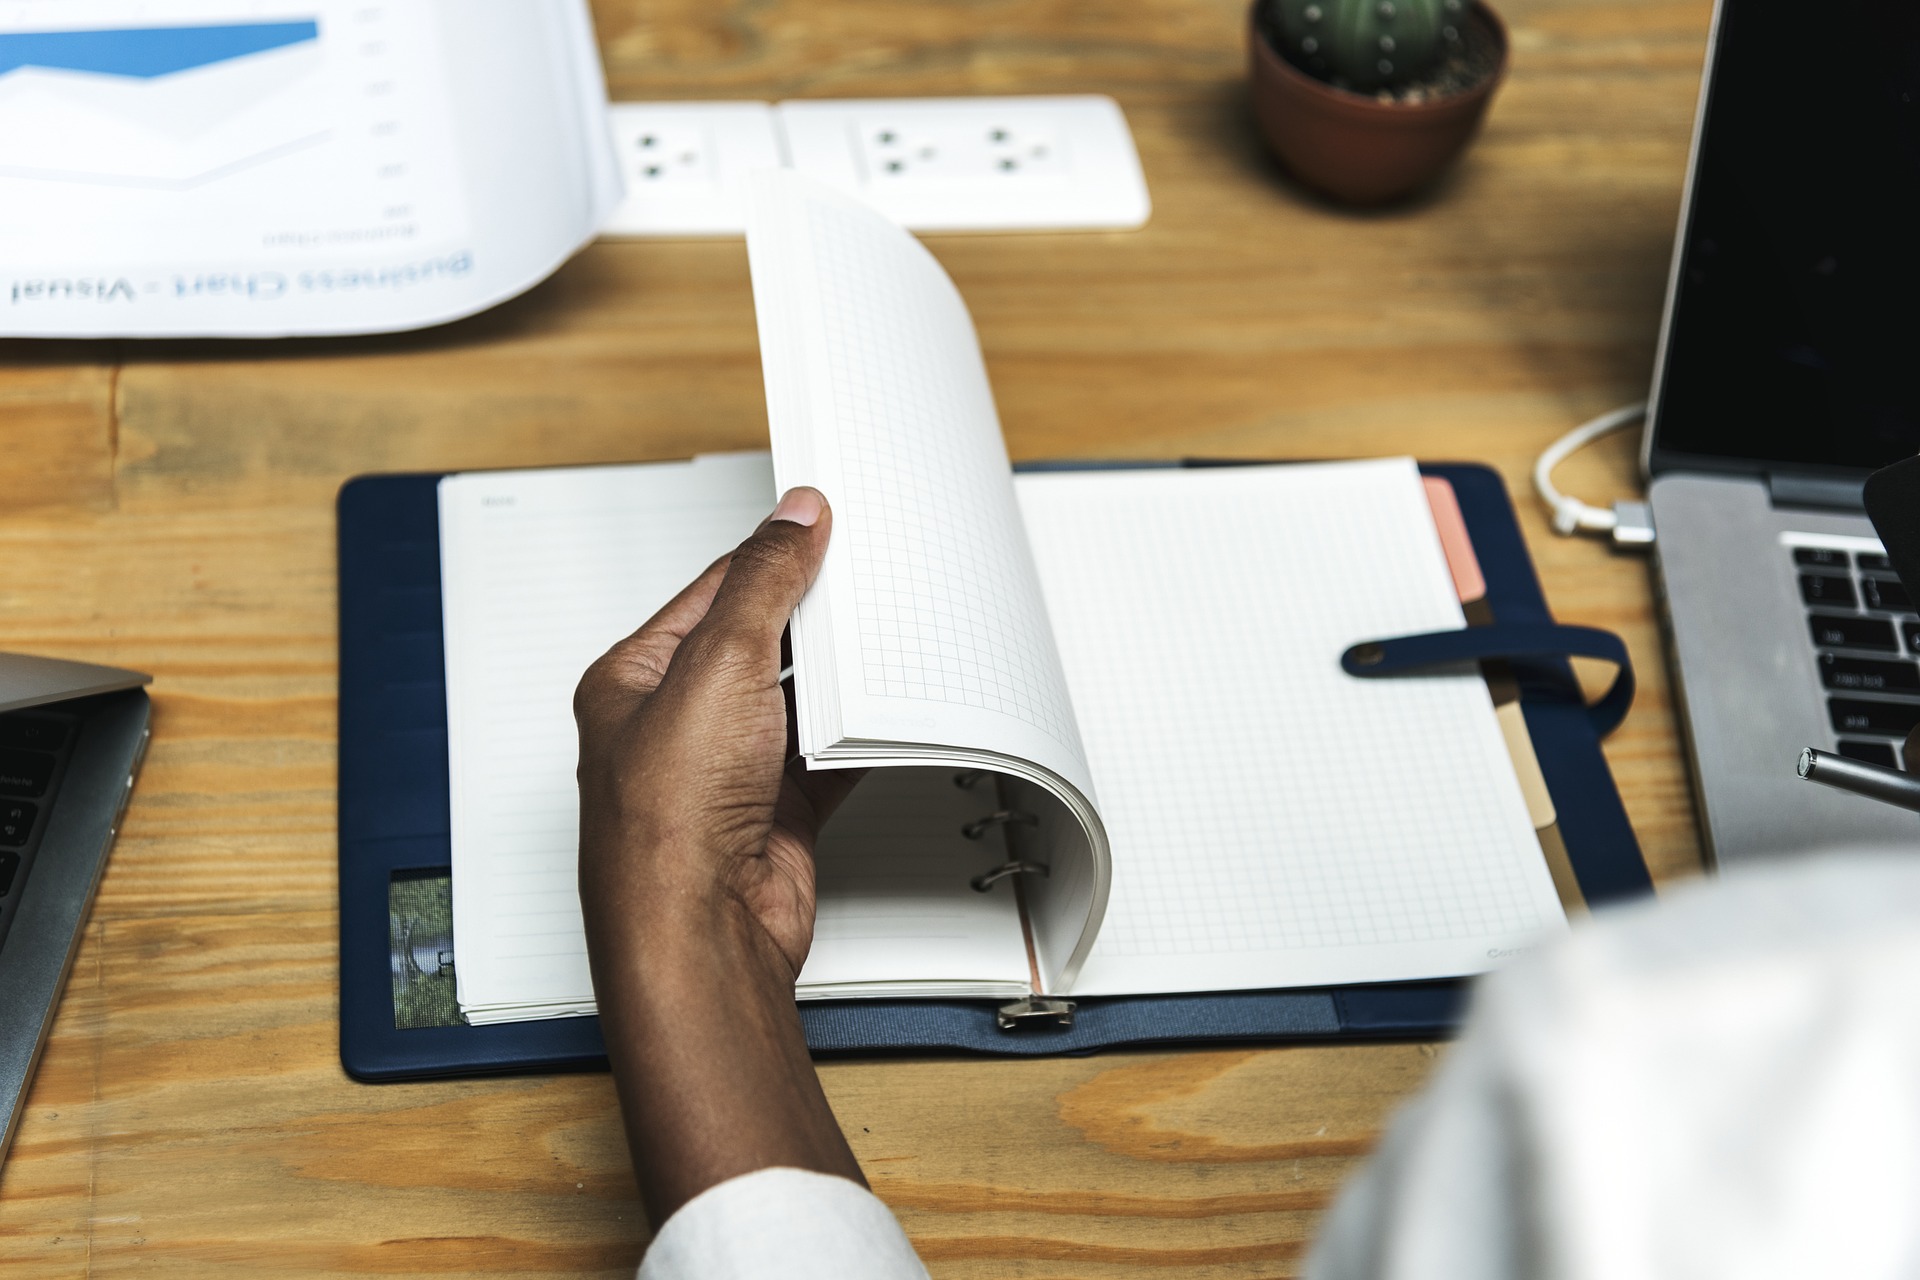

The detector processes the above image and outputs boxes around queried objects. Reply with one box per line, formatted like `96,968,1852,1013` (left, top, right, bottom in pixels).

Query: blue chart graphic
0,21,319,80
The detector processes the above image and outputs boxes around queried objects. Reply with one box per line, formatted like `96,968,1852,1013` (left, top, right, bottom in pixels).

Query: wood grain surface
1,0,1711,1274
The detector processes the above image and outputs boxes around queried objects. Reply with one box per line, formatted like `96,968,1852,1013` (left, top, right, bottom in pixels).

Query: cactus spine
1269,0,1466,93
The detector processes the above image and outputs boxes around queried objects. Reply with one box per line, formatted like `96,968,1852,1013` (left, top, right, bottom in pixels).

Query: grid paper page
440,456,773,1022
750,173,1099,812
814,202,1078,745
1015,461,1568,997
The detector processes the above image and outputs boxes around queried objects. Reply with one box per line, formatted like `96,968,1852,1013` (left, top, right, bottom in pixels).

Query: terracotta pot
1248,0,1508,206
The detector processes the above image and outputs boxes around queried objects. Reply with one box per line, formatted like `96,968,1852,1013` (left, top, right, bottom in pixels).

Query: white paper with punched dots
601,95,1151,237
600,101,783,236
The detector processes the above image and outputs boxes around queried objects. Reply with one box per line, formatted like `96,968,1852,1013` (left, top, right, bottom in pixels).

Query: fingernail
770,487,825,527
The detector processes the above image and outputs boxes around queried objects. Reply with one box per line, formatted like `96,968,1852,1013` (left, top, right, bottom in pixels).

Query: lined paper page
440,455,774,1022
1014,461,1568,997
441,455,1036,1023
798,768,1031,1000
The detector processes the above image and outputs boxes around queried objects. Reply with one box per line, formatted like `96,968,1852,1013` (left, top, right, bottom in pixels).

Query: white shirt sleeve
1306,853,1920,1280
639,1167,930,1280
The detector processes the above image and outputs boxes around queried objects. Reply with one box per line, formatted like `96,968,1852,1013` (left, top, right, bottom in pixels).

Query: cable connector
1610,500,1655,547
1533,402,1653,549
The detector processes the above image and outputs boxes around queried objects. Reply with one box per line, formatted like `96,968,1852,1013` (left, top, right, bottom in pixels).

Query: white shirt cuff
639,1167,928,1280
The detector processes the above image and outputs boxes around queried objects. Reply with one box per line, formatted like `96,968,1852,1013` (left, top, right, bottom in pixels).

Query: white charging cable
1532,401,1654,546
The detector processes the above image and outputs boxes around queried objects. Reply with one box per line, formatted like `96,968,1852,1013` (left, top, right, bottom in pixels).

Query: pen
1796,747,1920,814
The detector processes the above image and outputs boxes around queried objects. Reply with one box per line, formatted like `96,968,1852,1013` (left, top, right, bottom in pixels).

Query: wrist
581,824,723,920
583,866,797,992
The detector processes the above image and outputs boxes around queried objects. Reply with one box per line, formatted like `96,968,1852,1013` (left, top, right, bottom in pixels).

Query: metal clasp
996,997,1077,1030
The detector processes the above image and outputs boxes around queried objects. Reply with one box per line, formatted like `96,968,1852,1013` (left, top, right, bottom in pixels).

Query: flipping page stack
437,171,1566,1025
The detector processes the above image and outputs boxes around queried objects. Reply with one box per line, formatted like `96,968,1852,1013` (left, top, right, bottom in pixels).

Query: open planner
434,171,1572,1029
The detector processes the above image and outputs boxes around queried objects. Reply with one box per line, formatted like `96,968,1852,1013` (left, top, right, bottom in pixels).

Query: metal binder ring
970,860,1051,892
961,809,1040,840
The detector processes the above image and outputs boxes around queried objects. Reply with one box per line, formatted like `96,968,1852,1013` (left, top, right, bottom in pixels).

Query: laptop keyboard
1794,542,1920,769
0,709,76,954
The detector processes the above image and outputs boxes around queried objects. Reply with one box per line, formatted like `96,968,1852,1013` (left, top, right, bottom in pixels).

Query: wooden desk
1,0,1710,1273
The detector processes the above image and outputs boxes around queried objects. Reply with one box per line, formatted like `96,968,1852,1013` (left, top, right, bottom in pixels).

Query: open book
1,1,617,338
438,172,1566,1024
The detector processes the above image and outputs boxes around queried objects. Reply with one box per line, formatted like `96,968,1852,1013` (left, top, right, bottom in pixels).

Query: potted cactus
1249,0,1509,205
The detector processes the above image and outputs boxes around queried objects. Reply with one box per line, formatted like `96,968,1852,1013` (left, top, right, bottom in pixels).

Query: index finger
677,488,831,687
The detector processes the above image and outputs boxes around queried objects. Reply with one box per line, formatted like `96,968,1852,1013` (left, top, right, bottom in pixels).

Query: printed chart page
0,0,619,336
439,455,773,1024
1015,460,1568,997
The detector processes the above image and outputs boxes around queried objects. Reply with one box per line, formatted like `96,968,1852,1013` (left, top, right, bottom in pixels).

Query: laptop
1646,0,1920,867
0,653,150,1164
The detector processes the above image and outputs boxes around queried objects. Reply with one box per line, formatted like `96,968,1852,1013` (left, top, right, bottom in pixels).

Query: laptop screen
1649,0,1920,478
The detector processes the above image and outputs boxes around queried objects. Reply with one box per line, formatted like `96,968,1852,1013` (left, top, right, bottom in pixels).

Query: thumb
681,487,831,679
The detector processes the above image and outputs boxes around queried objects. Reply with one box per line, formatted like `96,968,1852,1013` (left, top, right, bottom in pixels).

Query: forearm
584,896,863,1224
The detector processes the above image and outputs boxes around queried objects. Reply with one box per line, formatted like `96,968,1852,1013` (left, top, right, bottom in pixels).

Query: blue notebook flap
1331,981,1469,1035
339,473,613,1081
336,460,1649,1075
1420,464,1651,909
804,992,1342,1055
800,983,1483,1056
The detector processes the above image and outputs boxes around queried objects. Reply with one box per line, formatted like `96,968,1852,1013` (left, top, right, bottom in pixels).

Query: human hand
574,485,854,982
574,487,868,1221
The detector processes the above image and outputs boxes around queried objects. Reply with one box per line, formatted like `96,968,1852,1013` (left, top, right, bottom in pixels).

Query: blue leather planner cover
337,461,1650,1078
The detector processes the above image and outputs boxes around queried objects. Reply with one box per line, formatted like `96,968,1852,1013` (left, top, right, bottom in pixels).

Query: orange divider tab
1422,475,1487,605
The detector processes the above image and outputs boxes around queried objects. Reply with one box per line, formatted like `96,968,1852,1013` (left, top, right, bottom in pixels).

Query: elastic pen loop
1341,622,1635,738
